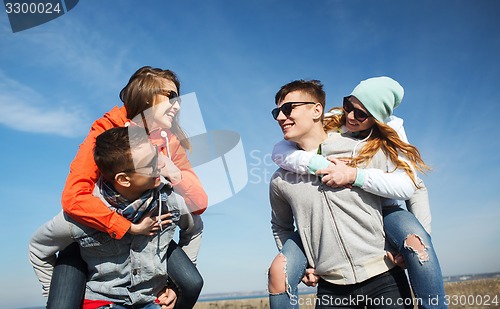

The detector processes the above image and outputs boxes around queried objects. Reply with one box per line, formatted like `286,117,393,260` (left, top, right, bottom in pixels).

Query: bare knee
404,234,429,264
268,253,287,294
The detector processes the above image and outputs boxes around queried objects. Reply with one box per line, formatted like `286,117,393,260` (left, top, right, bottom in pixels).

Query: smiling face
275,90,324,146
344,96,376,133
127,78,181,133
149,79,180,130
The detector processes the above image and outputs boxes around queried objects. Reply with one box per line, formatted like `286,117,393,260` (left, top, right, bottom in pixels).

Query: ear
312,103,324,121
115,172,132,188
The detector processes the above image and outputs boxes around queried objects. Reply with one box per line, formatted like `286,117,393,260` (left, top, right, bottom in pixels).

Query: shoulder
91,105,128,130
387,115,404,130
270,168,316,188
386,115,409,143
321,130,352,154
270,168,286,181
269,168,291,200
325,131,342,141
270,168,291,187
167,130,180,145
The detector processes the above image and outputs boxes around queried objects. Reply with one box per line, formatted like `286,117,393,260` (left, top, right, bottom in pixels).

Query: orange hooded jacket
61,106,208,239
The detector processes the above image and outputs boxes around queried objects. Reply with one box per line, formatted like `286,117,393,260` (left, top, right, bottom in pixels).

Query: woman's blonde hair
324,107,430,186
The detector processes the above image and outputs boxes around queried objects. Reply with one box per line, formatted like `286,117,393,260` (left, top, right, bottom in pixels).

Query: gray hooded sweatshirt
270,131,394,285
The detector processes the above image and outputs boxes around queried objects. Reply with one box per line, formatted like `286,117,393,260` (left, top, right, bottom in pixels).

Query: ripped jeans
383,206,447,308
268,232,307,309
268,206,447,309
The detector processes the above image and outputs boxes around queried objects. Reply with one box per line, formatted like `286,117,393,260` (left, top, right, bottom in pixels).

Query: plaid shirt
98,178,155,223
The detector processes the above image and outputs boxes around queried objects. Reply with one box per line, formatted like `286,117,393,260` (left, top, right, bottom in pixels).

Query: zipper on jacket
320,185,357,282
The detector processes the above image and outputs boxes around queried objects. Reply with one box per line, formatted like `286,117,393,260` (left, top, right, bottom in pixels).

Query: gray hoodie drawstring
351,128,373,158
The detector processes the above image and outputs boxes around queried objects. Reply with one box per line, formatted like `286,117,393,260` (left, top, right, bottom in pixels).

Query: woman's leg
46,242,87,309
166,240,203,309
383,206,447,309
268,231,308,309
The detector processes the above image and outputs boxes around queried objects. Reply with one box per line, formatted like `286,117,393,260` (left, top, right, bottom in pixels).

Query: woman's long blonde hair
324,107,430,186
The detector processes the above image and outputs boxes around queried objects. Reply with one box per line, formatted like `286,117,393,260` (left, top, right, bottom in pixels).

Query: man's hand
156,286,177,309
386,251,406,269
301,268,319,287
129,210,172,236
316,157,356,188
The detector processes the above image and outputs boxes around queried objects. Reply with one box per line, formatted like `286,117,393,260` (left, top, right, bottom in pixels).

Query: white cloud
0,72,89,137
0,15,133,137
1,13,132,114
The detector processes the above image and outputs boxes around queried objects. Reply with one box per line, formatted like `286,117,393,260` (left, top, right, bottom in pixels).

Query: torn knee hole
404,234,429,263
268,253,288,294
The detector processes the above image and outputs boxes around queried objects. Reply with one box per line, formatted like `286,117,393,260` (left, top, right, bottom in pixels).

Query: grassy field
193,278,500,309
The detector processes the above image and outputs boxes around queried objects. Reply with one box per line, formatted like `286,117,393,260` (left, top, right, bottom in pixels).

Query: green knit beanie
349,76,404,123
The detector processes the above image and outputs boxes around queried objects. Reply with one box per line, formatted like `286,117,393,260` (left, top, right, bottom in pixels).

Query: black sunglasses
164,90,181,105
123,145,160,177
343,97,370,122
272,102,316,120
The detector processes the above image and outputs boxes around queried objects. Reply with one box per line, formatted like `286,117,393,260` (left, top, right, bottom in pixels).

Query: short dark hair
275,79,326,106
274,80,326,121
94,126,150,180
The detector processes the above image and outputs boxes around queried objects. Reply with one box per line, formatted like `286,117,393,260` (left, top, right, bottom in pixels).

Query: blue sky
1,1,500,308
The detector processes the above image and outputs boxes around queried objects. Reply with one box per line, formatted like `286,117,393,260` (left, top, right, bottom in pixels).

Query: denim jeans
47,241,202,309
269,207,447,309
165,240,204,308
46,242,87,309
268,232,307,309
383,206,447,308
316,267,413,308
